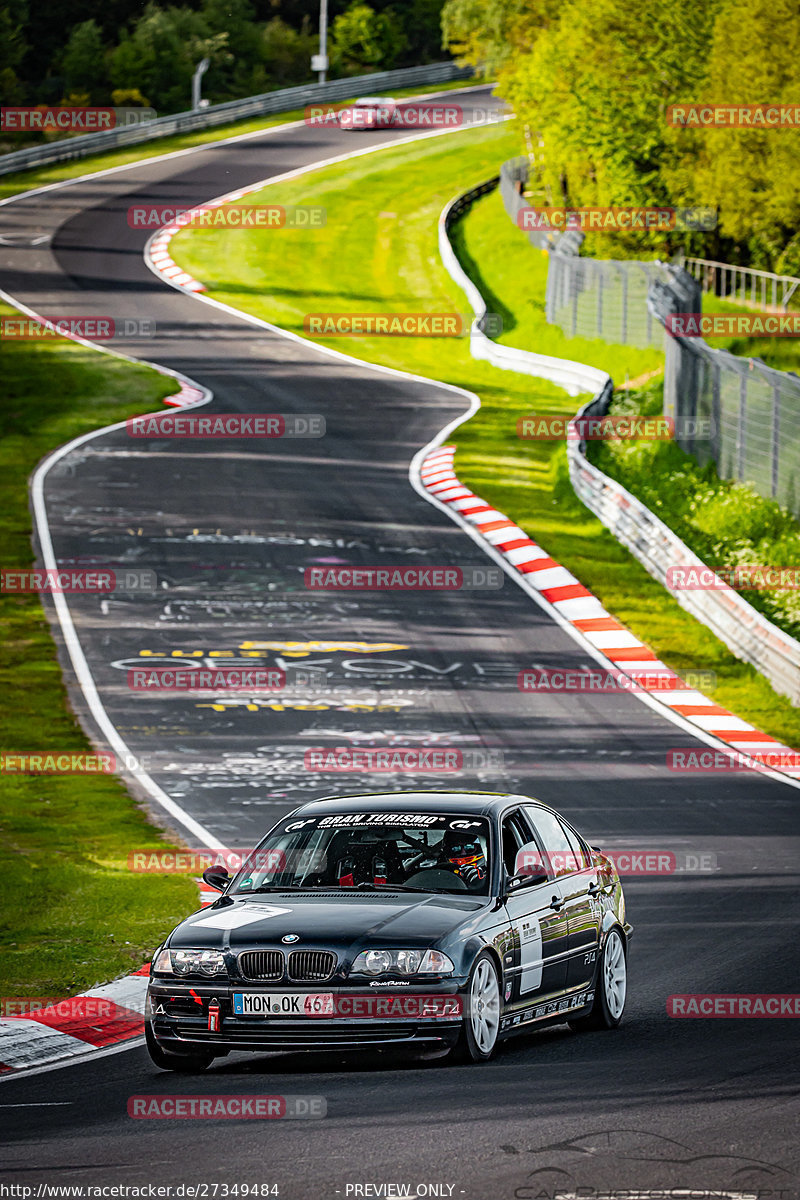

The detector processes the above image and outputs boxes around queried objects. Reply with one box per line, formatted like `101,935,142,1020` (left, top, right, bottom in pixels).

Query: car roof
291,790,553,819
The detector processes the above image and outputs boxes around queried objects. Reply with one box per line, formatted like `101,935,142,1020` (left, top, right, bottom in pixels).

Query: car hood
168,892,487,951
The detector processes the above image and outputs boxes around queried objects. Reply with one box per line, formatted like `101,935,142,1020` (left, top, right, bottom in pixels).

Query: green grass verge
0,80,474,204
0,305,202,997
169,123,800,749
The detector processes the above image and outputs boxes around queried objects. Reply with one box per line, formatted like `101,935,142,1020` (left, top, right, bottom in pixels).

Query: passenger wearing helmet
439,832,487,891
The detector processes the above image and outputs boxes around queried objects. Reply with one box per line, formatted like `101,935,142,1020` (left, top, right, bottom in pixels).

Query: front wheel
569,927,627,1032
145,1018,214,1073
449,951,501,1063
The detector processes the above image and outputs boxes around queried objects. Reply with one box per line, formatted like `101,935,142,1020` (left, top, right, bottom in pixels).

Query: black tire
568,927,627,1032
145,1017,214,1073
448,951,502,1063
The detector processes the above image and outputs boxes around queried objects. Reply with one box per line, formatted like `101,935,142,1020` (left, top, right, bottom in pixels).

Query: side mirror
202,865,231,892
507,867,548,890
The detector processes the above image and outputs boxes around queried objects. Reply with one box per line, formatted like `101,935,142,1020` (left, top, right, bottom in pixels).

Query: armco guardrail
0,62,473,178
567,394,800,705
445,173,800,705
440,179,609,397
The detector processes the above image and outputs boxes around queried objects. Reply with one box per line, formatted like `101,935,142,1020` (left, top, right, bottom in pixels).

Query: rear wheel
569,928,627,1031
449,951,501,1063
145,1018,214,1073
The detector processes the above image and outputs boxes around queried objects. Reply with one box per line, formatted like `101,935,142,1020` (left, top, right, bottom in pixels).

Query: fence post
597,271,604,337
772,385,781,498
711,360,721,465
737,373,747,480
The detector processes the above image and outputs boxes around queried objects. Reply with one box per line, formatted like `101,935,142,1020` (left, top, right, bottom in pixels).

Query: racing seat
327,832,402,886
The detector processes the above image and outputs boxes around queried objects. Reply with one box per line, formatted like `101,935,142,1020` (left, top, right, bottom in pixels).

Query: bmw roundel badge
281,933,300,944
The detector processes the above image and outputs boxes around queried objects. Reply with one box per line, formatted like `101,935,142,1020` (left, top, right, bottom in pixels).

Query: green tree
0,0,28,104
201,0,262,99
330,2,407,73
62,20,109,104
257,17,316,86
500,0,720,254
109,4,228,114
668,0,800,270
440,0,558,77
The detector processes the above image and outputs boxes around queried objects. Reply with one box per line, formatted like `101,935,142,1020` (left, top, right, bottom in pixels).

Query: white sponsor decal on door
519,917,543,994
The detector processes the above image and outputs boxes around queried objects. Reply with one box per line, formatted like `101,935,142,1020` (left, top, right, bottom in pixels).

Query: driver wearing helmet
439,831,487,891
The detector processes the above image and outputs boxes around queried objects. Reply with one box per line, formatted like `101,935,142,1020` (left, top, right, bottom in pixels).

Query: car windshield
230,812,491,896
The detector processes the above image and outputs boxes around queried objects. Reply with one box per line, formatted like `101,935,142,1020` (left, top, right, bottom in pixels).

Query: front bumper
147,980,464,1054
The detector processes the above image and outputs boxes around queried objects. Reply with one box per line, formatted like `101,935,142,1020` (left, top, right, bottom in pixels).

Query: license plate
233,992,334,1017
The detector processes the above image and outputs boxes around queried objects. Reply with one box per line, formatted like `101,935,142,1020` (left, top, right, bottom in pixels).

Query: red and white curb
146,186,273,294
0,965,150,1074
149,222,207,293
162,378,207,407
420,444,800,778
0,882,216,1076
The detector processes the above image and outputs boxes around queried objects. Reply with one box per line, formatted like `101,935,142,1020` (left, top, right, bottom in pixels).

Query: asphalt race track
0,86,798,1198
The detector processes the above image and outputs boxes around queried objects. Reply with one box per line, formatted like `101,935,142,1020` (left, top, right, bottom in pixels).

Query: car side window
524,806,583,877
561,821,591,871
500,812,529,876
513,841,548,879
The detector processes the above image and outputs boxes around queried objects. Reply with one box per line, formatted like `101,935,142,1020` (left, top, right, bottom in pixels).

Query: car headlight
152,948,226,976
351,948,454,976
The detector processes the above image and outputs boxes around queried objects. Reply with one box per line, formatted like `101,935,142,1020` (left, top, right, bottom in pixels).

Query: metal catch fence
499,156,800,518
